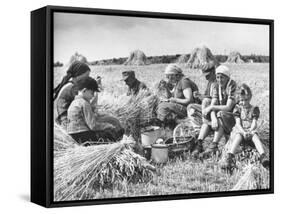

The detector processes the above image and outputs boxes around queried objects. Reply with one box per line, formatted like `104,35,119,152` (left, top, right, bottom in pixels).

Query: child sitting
67,77,123,144
220,84,269,170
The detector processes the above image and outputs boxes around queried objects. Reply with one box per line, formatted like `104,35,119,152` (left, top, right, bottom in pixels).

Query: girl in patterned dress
220,84,269,170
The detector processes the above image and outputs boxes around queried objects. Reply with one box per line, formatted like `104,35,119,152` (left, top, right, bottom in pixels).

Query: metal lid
152,144,168,149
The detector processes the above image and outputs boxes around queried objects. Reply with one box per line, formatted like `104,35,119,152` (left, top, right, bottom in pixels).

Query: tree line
54,54,269,67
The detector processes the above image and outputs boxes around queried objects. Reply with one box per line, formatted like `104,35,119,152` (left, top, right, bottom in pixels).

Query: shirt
56,82,78,124
173,77,199,105
127,79,147,96
67,95,109,134
211,79,237,105
204,79,216,99
233,104,260,129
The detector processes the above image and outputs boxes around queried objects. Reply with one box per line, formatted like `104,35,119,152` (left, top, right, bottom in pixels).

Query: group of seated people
54,60,269,170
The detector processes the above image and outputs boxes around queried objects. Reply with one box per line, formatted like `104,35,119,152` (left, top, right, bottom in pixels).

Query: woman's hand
168,97,177,103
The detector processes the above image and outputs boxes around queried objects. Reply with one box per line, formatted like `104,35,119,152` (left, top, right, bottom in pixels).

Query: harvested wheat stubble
231,164,269,191
54,137,155,201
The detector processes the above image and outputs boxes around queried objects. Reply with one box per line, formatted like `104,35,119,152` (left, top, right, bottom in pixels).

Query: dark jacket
127,79,147,96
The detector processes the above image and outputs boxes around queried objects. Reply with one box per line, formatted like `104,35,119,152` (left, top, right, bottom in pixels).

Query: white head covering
215,65,230,77
164,64,183,75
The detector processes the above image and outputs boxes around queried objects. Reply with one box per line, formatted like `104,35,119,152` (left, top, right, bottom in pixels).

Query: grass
54,63,270,200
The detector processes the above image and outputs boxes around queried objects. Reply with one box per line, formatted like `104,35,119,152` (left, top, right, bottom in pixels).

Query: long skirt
217,111,236,134
157,102,187,122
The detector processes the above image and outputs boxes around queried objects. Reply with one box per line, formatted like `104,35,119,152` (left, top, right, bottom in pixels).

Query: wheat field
54,63,270,200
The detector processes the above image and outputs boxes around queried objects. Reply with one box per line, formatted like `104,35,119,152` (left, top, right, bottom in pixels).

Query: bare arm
169,88,193,105
235,117,246,134
210,98,236,112
83,102,113,131
90,94,98,112
83,102,98,130
249,118,258,132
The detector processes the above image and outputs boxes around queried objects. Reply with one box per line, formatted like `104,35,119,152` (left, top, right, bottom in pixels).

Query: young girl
54,61,94,128
192,65,236,158
220,84,269,170
67,77,123,144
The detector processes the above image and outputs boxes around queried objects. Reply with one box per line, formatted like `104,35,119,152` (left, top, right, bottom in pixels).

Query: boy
67,77,121,144
220,84,269,171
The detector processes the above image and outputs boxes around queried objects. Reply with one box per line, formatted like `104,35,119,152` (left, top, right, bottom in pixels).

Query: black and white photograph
52,9,273,203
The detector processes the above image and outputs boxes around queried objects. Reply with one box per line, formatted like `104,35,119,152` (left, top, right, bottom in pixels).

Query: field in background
54,63,270,199
54,63,269,121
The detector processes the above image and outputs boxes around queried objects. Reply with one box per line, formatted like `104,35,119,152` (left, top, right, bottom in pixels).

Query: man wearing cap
192,65,237,158
121,70,147,96
157,64,199,128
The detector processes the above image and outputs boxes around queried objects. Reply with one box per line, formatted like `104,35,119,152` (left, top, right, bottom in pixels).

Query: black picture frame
31,5,274,208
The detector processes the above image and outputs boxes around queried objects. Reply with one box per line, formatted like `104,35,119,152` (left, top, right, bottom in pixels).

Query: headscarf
53,61,90,100
164,64,183,75
215,65,231,78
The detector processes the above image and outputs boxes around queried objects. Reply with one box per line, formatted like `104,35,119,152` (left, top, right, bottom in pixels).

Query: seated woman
220,84,269,171
54,61,95,129
157,64,200,128
192,65,237,158
67,77,124,144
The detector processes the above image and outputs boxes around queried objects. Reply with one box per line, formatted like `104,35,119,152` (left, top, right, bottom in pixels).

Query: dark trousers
70,129,124,144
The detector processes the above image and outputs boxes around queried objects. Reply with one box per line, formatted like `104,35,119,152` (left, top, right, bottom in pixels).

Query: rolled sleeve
227,80,237,101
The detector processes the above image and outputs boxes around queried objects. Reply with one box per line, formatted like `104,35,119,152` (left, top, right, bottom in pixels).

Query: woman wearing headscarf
191,65,237,158
157,64,200,128
54,61,94,128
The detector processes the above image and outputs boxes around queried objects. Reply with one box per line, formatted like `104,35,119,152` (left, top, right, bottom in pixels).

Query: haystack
226,51,245,63
124,50,147,66
176,54,189,64
187,46,219,69
69,52,88,65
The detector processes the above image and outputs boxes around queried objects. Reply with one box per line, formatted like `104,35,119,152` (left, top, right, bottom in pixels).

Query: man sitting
121,70,147,96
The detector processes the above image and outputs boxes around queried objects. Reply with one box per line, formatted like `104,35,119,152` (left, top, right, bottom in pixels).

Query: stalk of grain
54,137,155,201
231,164,269,191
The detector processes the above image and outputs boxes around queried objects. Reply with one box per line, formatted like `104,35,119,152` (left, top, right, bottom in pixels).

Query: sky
54,12,270,63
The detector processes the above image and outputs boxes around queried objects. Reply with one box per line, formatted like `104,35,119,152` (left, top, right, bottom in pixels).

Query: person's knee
157,103,172,121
